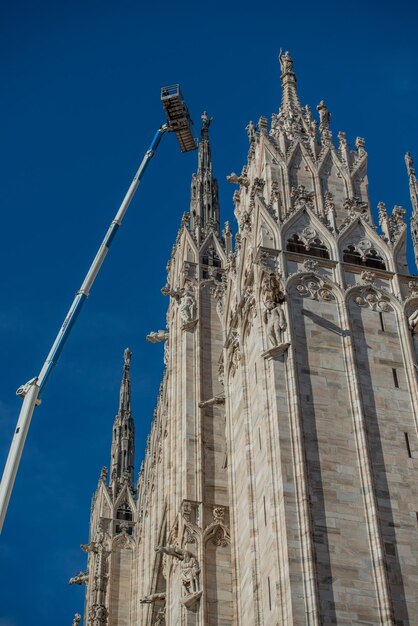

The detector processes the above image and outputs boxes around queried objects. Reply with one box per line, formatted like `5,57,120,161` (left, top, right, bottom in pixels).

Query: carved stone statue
180,550,200,595
317,100,330,132
179,292,196,323
264,301,287,347
405,152,415,177
262,274,287,347
124,347,132,366
246,121,256,141
72,613,81,626
201,111,212,130
356,136,366,156
154,545,200,597
408,309,418,334
279,49,293,74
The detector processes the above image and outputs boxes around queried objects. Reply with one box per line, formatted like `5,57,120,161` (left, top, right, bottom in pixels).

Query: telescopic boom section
0,86,196,533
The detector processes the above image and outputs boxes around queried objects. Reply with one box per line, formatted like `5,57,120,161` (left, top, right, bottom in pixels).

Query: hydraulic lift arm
0,85,196,532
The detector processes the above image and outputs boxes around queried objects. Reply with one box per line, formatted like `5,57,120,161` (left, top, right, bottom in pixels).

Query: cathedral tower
72,350,137,626
76,54,418,625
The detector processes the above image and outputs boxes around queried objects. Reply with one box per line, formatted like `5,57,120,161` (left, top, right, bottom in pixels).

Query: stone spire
406,153,418,267
278,49,302,114
189,111,220,236
110,348,135,492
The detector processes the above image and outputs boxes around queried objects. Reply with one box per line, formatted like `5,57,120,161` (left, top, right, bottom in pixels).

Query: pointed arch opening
342,244,386,270
116,502,133,534
286,233,330,259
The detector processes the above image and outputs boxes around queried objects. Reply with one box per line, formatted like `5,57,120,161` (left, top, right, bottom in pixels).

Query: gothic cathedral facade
74,53,418,625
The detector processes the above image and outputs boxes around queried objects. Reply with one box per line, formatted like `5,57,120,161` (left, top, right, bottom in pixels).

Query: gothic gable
318,150,350,205
282,207,336,260
338,218,389,269
287,143,316,195
253,198,280,249
199,231,227,266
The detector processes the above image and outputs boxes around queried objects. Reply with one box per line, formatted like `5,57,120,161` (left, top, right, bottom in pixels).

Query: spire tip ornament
124,347,132,367
279,49,295,75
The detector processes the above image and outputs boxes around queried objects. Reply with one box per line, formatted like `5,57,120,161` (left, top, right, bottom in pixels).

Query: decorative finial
124,347,132,367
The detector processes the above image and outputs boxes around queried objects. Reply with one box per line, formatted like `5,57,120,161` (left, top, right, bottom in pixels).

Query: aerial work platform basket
161,85,197,153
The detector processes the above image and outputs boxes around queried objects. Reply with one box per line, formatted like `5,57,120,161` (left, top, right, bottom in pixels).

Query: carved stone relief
301,259,319,273
352,287,391,312
204,506,231,548
296,276,334,301
408,280,418,298
255,247,279,274
87,604,108,626
290,185,314,211
343,196,368,215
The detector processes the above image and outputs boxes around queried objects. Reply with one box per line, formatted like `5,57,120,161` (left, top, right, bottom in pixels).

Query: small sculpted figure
279,49,293,74
72,614,81,626
180,551,200,595
262,273,287,347
154,545,200,596
317,100,330,132
124,347,132,366
179,292,196,323
264,300,287,347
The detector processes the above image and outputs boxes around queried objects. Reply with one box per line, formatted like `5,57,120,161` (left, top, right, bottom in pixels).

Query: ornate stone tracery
290,185,315,211
204,506,231,548
296,275,335,301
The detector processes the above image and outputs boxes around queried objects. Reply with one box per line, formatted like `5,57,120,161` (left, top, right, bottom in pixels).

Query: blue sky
1,0,418,624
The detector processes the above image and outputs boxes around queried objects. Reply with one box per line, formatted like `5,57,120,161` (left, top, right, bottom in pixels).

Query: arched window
343,245,386,270
116,503,133,521
286,234,330,259
116,503,133,535
202,246,221,267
